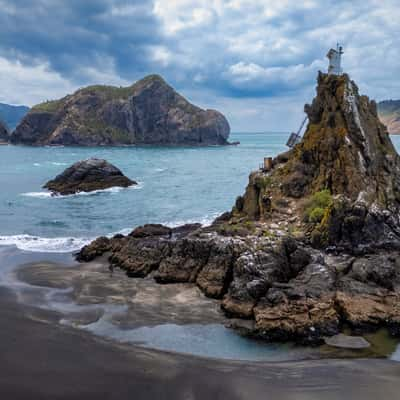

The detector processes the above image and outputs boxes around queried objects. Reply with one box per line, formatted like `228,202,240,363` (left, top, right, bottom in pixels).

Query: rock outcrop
11,75,230,146
0,120,9,142
77,72,400,344
378,100,400,135
44,158,136,195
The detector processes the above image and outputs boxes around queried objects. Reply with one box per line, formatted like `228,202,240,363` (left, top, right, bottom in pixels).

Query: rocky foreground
10,75,230,146
44,158,136,195
78,72,400,344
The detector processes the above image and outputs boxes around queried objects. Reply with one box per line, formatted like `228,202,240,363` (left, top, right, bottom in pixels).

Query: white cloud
1,0,400,131
0,57,76,106
148,45,173,67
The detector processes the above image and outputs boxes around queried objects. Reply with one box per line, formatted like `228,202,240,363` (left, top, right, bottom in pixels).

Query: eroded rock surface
77,73,400,344
44,158,136,195
11,75,231,146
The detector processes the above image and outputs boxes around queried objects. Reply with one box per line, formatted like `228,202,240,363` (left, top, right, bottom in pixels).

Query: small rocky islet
44,158,136,196
78,72,400,345
10,74,231,146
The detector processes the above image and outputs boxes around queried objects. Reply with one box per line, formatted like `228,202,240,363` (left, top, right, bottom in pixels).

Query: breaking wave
20,183,142,199
0,234,92,253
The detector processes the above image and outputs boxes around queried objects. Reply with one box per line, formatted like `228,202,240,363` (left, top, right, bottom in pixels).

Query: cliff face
0,120,8,142
236,72,400,249
378,100,400,135
11,75,230,146
77,72,400,345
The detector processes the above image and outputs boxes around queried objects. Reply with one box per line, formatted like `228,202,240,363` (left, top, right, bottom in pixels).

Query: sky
0,0,399,131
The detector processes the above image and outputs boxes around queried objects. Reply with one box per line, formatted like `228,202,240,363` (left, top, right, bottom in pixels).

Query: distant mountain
0,103,30,131
0,120,8,142
378,100,400,134
11,75,230,146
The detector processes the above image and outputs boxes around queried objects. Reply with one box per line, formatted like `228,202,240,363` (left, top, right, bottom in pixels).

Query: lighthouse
327,44,344,75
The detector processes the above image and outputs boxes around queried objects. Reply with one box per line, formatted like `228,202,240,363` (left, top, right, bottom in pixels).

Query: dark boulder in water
44,158,136,195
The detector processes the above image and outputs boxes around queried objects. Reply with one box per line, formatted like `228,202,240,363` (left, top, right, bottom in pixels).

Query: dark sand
2,248,400,399
2,287,400,399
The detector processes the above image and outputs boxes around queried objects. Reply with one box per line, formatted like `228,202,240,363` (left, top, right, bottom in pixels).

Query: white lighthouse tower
327,44,344,75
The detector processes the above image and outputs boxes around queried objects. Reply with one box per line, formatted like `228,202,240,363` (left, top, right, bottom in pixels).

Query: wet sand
2,286,400,399
2,247,400,398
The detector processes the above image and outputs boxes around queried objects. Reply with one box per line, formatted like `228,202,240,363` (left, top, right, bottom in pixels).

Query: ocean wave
161,212,219,228
0,234,91,253
21,183,142,199
0,211,219,254
21,191,52,198
51,162,68,166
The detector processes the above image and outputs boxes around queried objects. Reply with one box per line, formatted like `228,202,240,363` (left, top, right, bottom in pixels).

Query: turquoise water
0,132,288,251
1,132,400,252
1,133,400,361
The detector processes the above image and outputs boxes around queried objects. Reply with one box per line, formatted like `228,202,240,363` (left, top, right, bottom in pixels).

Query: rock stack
78,73,400,344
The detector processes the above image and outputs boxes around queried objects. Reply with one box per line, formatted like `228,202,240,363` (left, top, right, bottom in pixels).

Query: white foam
0,234,91,253
21,191,52,198
21,183,142,199
51,162,68,166
161,212,220,228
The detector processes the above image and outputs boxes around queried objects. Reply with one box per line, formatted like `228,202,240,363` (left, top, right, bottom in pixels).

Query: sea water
1,132,400,361
0,132,291,251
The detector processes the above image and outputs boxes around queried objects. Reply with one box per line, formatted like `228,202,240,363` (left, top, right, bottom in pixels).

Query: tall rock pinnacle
235,72,400,250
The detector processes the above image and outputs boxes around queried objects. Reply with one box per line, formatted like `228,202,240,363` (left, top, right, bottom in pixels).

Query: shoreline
1,285,400,399
1,244,398,363
1,246,400,397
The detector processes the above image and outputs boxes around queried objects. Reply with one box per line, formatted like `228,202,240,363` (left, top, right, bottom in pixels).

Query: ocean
1,131,400,361
2,132,400,252
0,132,293,252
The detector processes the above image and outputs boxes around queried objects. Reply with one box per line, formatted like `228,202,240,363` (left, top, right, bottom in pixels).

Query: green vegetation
255,175,272,189
303,189,333,224
31,99,63,113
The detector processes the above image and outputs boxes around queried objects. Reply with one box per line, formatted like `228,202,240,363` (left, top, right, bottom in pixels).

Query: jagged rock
130,224,172,238
76,236,112,262
76,72,400,344
11,75,231,146
44,158,136,195
236,72,400,252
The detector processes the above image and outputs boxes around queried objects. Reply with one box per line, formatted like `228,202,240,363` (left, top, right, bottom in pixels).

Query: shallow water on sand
1,245,399,363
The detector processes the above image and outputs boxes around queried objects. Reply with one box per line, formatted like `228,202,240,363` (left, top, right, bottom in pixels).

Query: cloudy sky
0,0,399,131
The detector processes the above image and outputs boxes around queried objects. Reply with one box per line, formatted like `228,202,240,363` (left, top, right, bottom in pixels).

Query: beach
2,283,400,399
0,244,399,399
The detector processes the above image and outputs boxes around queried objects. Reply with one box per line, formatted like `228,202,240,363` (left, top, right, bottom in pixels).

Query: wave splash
0,211,218,253
0,235,91,253
21,183,143,199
